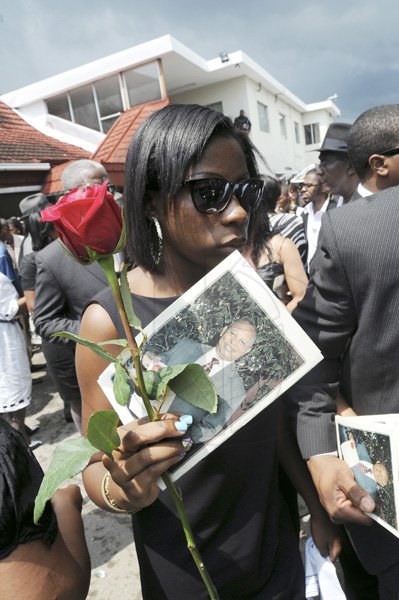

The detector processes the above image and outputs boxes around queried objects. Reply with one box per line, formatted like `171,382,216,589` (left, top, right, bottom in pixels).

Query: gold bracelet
101,472,141,515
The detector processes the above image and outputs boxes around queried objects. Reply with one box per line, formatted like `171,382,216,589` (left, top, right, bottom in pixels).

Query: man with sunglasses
348,104,399,196
298,169,331,273
287,106,399,599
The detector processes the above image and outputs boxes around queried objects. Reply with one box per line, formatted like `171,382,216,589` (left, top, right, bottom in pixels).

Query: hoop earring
149,217,163,266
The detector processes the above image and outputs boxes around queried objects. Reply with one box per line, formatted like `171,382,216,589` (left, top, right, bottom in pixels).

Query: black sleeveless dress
89,288,305,600
0,419,57,559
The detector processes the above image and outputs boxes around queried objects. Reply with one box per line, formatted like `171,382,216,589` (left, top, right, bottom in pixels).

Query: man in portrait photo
143,319,257,443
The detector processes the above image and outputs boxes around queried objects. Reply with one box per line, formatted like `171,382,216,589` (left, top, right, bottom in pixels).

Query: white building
1,35,340,176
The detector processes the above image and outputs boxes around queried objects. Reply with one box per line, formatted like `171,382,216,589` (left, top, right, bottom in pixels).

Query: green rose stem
97,255,220,600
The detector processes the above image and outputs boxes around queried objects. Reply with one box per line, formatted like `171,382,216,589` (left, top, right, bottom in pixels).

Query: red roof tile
92,98,170,186
0,101,90,165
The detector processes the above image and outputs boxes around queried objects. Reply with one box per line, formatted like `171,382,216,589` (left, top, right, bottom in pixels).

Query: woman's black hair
28,201,55,251
124,104,260,271
248,176,281,265
7,217,24,235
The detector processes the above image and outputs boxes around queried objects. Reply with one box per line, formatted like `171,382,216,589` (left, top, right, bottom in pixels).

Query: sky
1,0,399,123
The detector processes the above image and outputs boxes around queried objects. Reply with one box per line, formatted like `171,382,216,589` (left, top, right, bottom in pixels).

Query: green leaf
98,339,128,347
34,437,97,524
52,331,118,363
113,362,132,406
142,364,187,400
87,410,120,457
169,364,218,414
120,264,143,331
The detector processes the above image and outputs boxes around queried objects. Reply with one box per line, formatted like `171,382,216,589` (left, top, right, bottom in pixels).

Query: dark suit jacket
287,186,399,572
161,338,246,442
33,240,107,344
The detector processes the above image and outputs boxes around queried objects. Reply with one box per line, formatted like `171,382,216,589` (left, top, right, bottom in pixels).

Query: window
47,94,71,121
294,121,300,144
206,102,223,114
94,75,123,132
69,85,100,131
257,102,269,132
279,113,287,139
123,62,162,107
304,123,320,145
46,60,163,133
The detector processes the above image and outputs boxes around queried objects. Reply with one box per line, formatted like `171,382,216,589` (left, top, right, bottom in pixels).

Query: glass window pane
279,113,287,138
304,125,312,144
312,123,320,144
206,102,224,114
69,85,99,131
304,123,320,145
124,62,161,107
94,75,123,118
257,102,269,133
294,121,300,144
101,115,119,133
47,94,71,120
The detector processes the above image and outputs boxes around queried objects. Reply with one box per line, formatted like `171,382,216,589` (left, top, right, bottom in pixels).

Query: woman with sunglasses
77,104,307,599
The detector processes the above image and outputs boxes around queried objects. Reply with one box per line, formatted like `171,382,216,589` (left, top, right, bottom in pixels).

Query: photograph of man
142,319,257,443
340,429,389,502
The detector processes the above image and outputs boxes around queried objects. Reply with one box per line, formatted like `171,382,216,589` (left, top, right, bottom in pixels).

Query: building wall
302,109,335,164
171,75,316,176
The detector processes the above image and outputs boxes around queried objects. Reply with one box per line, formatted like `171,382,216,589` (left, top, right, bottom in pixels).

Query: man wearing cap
318,123,359,205
17,193,50,268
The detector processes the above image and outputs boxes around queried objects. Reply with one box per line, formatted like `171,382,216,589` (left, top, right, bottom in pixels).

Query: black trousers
41,340,81,403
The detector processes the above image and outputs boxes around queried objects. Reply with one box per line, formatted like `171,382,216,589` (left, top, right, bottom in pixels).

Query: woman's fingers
102,436,193,508
115,414,193,454
105,436,193,483
100,414,194,509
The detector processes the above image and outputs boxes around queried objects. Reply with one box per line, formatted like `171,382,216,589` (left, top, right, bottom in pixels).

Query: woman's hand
102,414,193,511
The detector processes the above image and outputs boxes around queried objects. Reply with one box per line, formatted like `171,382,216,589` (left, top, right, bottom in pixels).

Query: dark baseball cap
318,123,352,154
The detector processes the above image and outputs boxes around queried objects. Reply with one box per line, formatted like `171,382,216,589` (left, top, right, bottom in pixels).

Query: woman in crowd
265,176,308,266
77,104,337,599
0,418,90,600
246,179,308,313
19,207,57,313
0,271,32,444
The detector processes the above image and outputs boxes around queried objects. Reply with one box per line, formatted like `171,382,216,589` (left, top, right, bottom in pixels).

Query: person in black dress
0,418,90,599
77,104,337,599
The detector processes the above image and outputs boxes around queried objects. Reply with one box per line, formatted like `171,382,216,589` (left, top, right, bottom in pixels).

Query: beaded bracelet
101,471,141,514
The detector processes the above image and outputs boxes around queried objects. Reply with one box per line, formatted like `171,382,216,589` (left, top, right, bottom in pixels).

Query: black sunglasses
298,182,319,190
184,177,264,214
364,147,399,168
380,147,399,158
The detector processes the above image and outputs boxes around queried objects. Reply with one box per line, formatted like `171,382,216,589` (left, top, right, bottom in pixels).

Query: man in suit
286,186,399,598
298,168,332,273
339,431,389,502
33,160,110,430
143,319,256,443
318,122,359,204
348,104,399,197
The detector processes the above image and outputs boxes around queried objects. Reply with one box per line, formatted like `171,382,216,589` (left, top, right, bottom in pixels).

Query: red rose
41,182,123,262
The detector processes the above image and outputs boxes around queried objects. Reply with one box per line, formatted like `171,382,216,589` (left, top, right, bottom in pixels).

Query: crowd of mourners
1,102,399,600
